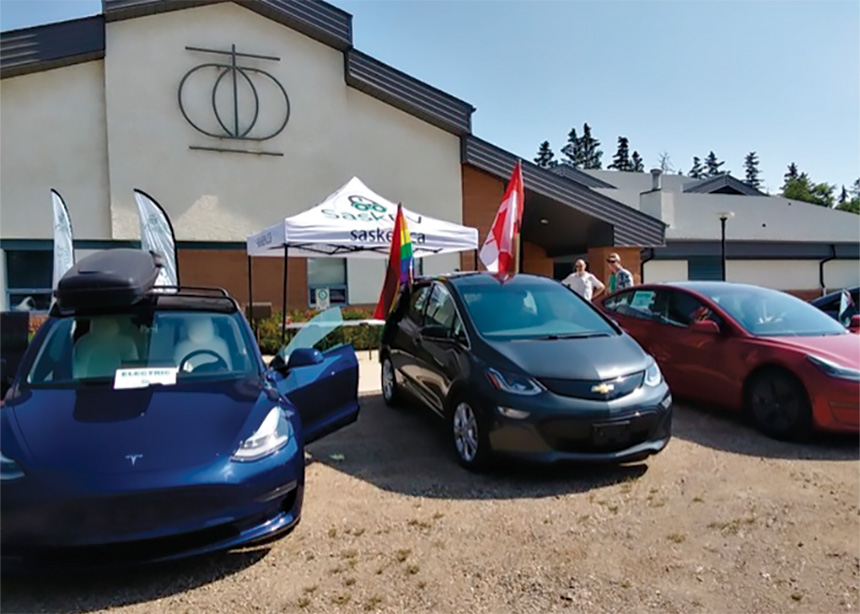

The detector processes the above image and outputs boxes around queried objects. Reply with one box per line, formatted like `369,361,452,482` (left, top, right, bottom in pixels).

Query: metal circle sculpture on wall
178,45,290,142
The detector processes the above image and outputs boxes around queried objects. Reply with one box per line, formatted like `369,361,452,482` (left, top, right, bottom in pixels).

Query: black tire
745,369,812,441
447,394,493,471
381,355,403,407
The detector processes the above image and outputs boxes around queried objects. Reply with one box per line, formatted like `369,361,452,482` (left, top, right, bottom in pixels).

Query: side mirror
268,353,288,372
286,348,324,369
421,324,452,341
849,315,860,332
690,320,720,334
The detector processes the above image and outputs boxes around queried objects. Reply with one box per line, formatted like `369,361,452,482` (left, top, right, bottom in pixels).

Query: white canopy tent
245,177,479,342
246,176,478,258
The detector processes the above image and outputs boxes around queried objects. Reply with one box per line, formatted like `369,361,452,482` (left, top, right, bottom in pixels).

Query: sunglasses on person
606,259,618,264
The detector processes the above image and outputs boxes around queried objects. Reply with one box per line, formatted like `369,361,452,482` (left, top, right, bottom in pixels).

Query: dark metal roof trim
103,0,353,50
548,164,616,189
652,240,860,260
346,49,473,136
1,16,105,79
683,174,765,196
462,136,666,247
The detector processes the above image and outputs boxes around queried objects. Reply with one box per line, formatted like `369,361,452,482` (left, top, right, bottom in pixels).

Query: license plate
592,421,631,445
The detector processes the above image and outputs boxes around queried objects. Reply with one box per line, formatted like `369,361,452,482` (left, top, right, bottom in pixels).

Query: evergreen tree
839,186,849,205
608,136,631,171
781,173,835,208
743,151,761,189
560,127,585,168
534,141,555,168
836,178,860,213
580,123,603,169
784,163,799,185
704,151,726,177
689,156,705,179
632,151,644,173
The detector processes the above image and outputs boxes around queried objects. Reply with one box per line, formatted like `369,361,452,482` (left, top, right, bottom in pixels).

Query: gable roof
463,136,666,248
0,15,105,79
0,0,474,135
683,174,766,196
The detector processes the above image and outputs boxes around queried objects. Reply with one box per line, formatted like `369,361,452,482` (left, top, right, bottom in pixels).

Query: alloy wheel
382,358,395,402
453,402,479,462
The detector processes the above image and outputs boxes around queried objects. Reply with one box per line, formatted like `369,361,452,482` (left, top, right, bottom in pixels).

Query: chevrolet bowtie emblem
591,383,615,394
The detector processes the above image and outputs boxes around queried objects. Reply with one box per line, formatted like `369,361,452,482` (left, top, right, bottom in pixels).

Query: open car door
268,307,360,445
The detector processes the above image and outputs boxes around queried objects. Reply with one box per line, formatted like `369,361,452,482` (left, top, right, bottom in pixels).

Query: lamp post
717,211,734,281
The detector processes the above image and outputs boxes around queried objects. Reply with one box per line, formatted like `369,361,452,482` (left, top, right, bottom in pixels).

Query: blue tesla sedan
1,249,359,570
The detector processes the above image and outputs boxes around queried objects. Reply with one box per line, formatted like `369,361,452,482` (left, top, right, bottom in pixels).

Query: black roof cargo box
55,249,163,311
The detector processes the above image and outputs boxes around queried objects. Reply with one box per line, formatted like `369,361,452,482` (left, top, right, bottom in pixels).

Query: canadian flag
479,160,524,274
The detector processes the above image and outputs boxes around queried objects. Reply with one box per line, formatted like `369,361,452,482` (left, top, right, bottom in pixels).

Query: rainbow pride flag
374,204,413,319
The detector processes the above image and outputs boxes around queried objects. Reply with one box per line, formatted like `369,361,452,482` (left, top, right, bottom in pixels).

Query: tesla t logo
125,454,144,466
591,383,615,395
178,44,290,147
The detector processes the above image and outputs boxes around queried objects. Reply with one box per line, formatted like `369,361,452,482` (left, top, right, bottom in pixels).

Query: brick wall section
177,249,308,312
587,246,642,289
460,165,504,271
460,164,553,276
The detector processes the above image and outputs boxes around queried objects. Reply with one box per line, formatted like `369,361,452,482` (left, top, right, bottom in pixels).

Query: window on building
687,256,722,281
307,258,347,306
6,250,53,311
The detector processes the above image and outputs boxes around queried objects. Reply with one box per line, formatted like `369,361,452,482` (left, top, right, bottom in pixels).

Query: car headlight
486,367,544,396
1,451,25,481
232,407,291,462
644,359,663,387
807,355,860,382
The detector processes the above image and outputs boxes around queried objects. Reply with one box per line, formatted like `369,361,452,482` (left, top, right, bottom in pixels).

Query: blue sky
2,0,858,195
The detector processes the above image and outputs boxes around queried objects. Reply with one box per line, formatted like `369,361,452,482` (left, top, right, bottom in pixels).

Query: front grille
29,523,242,566
539,371,644,401
5,486,238,544
538,410,663,453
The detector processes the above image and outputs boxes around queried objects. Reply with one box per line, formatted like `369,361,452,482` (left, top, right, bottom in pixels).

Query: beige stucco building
0,0,856,313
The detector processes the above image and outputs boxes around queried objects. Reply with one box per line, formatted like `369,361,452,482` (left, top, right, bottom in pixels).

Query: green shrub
253,308,382,355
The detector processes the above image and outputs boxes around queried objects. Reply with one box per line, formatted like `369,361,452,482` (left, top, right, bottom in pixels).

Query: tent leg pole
473,249,478,271
282,244,289,345
248,254,256,341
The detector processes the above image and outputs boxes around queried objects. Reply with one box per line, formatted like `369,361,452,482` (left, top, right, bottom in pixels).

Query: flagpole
513,233,521,273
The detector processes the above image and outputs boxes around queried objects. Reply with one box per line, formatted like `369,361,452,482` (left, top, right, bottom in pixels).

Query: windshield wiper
535,332,611,340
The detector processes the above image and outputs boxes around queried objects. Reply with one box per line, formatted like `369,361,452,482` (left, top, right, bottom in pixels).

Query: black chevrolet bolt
379,273,672,470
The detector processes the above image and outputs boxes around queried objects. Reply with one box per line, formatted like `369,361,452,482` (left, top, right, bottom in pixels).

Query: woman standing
561,259,606,301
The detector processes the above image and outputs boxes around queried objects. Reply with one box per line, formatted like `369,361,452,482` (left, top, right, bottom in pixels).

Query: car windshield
25,309,257,388
697,286,848,337
458,279,616,340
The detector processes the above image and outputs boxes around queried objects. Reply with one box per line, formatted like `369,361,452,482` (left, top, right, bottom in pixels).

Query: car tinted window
407,285,431,324
459,279,615,340
700,286,847,336
25,310,256,388
666,291,723,328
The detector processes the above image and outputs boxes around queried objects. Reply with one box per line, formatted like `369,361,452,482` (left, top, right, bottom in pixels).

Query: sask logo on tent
321,195,424,225
350,228,426,244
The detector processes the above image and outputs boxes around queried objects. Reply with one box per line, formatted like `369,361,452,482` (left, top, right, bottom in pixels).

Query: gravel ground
3,395,858,614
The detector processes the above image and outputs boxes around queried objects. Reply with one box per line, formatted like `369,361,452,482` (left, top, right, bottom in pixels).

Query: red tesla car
597,282,859,440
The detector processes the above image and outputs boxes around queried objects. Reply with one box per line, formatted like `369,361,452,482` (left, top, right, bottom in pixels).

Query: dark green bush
253,308,382,354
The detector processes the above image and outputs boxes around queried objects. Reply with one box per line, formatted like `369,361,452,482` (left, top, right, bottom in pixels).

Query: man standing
606,252,634,294
562,259,605,302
